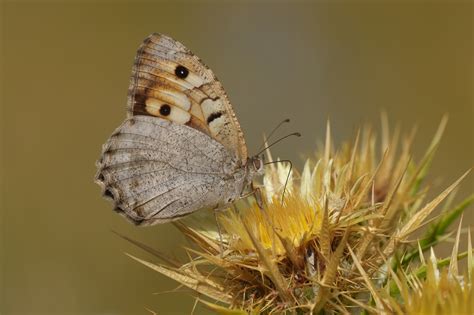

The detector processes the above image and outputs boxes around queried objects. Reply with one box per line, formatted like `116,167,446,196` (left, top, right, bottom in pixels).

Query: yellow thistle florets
124,116,472,314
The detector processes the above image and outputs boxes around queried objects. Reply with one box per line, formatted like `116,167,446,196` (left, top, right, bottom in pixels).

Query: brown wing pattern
127,33,248,163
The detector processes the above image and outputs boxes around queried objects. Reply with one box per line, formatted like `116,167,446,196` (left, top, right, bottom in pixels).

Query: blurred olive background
1,1,472,314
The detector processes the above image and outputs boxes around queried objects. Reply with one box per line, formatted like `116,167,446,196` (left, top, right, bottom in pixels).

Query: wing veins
129,173,216,209
109,131,222,165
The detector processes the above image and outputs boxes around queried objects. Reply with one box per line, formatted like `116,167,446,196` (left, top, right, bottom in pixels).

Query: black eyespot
114,205,124,213
207,111,223,124
97,173,105,181
104,189,114,199
159,104,171,116
175,65,189,79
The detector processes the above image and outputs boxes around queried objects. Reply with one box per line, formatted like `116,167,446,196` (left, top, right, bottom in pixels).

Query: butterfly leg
240,182,264,209
253,185,264,210
213,206,226,257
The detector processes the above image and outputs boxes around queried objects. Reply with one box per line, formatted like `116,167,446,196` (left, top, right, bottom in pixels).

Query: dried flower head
123,115,472,314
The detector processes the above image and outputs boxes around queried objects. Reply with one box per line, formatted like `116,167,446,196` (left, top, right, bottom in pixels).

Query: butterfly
95,33,264,226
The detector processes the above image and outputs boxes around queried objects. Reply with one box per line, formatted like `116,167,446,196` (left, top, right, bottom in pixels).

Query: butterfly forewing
127,33,248,163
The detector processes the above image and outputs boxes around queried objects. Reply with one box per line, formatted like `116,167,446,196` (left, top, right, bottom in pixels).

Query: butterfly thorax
221,155,259,185
213,155,263,210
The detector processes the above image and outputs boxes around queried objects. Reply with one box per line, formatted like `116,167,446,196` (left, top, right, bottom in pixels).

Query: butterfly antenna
264,159,293,203
258,118,291,151
255,132,301,156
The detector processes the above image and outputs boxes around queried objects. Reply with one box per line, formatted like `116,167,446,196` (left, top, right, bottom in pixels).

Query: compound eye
253,158,262,171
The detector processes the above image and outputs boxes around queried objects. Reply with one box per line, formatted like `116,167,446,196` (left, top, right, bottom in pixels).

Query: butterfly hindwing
96,116,246,225
127,33,248,163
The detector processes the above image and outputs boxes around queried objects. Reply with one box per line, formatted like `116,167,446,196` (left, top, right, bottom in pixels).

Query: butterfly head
248,155,265,177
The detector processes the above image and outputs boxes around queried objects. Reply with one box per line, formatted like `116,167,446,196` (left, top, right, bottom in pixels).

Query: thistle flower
386,220,474,315
123,115,472,314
